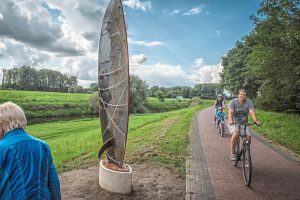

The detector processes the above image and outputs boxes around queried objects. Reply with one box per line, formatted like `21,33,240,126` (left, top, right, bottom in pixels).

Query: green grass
26,100,212,176
24,99,299,178
0,90,91,118
251,109,300,155
145,97,191,113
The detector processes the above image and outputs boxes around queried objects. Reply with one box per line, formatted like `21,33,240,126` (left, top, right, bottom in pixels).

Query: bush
190,97,203,107
88,92,99,114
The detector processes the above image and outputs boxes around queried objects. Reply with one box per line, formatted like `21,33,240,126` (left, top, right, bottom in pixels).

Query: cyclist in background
216,106,226,126
227,89,260,161
213,94,225,124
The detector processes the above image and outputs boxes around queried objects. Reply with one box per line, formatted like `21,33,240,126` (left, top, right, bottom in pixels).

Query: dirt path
197,108,300,200
59,162,185,200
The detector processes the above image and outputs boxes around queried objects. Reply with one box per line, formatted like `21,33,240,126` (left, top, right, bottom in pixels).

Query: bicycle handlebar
231,122,260,127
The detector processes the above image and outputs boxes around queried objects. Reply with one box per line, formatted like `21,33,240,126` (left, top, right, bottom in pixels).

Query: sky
0,0,261,88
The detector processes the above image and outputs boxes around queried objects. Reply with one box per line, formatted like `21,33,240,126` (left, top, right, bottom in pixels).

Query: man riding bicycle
227,89,260,161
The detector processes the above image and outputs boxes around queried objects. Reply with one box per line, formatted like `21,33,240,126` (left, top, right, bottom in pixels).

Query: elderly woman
0,102,61,200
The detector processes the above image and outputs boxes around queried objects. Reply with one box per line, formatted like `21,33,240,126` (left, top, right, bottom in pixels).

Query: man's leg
230,132,239,154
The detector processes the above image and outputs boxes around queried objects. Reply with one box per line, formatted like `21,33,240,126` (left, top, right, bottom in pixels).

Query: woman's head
0,102,27,137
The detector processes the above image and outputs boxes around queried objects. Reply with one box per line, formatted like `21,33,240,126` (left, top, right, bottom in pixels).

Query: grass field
26,100,213,176
0,90,91,118
0,90,193,119
145,97,191,113
253,110,300,155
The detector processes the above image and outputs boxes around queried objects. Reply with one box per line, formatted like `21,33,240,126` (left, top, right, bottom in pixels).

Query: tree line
149,83,223,99
1,66,78,93
1,65,223,100
220,0,299,114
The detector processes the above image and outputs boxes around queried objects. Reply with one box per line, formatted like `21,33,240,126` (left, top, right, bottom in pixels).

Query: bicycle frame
217,119,225,136
236,135,250,162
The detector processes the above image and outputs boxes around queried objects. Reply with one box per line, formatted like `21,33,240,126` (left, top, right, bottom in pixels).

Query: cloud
61,56,98,81
216,30,221,36
189,58,222,84
183,7,203,16
0,0,108,86
77,1,104,21
0,0,92,56
194,58,205,68
169,9,180,15
2,39,51,67
81,31,99,49
128,37,163,47
130,54,147,64
123,0,152,12
130,57,222,87
130,62,194,87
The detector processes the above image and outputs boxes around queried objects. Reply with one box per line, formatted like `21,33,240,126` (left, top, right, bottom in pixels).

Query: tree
89,82,98,92
130,75,148,113
248,0,300,112
150,86,160,97
220,0,299,113
156,90,165,102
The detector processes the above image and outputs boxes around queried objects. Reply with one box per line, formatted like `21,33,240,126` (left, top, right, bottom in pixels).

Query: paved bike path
187,107,300,200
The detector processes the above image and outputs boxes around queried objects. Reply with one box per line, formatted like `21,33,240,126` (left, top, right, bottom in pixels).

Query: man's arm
228,108,234,124
249,109,260,125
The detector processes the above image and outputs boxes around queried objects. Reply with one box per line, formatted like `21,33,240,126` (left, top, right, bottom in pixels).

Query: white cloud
128,37,163,47
189,58,222,84
61,56,98,81
0,40,5,49
194,58,205,68
130,62,193,87
183,7,202,16
170,9,180,15
129,57,222,87
0,12,3,20
123,0,152,12
130,54,147,64
216,30,221,36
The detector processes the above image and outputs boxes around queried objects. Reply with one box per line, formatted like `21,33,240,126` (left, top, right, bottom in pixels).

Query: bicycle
231,122,259,186
216,118,225,137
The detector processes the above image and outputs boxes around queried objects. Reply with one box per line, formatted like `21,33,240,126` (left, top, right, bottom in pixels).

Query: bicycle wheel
220,123,224,137
232,139,240,166
243,148,252,186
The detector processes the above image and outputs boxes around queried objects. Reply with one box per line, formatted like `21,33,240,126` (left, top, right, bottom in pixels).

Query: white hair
0,102,27,137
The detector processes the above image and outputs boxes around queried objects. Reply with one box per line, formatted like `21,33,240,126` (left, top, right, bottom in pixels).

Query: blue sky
0,0,261,87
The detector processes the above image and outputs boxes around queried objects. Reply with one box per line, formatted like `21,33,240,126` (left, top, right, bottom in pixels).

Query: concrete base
99,160,132,194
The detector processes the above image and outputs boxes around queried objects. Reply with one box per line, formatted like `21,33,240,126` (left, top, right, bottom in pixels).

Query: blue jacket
216,111,226,121
0,128,61,200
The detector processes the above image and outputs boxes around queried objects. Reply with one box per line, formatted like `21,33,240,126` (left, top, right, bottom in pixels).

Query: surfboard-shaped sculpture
98,0,129,167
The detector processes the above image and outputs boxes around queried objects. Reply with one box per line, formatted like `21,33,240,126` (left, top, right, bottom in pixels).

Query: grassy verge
26,100,211,176
144,97,191,113
251,109,300,155
0,90,91,118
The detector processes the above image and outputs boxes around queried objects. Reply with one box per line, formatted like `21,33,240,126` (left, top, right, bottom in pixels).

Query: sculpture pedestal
99,160,132,194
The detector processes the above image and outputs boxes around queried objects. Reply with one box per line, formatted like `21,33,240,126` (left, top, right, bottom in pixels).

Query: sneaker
230,154,237,161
